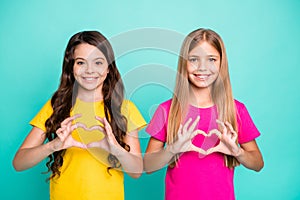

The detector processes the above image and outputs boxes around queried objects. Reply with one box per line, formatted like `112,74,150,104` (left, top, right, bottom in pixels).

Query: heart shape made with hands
189,129,222,155
72,122,105,144
70,121,114,167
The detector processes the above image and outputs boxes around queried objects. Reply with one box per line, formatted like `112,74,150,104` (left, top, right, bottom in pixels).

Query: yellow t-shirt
30,98,147,200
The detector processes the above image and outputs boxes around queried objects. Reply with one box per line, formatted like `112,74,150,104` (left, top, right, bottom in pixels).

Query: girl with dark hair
144,28,264,199
13,31,146,200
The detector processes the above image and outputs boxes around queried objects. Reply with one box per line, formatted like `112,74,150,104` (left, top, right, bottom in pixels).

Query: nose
196,60,207,71
85,63,94,73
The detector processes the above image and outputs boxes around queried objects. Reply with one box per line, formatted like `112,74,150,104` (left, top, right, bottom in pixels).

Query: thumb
72,140,87,149
206,146,217,155
86,141,101,148
86,140,107,149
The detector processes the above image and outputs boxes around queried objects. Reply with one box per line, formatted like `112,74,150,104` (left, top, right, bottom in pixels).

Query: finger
88,125,105,132
57,129,66,140
102,118,116,144
206,147,216,154
86,140,106,148
66,122,72,135
61,114,82,126
103,117,113,135
206,144,222,154
70,122,86,132
95,116,105,124
216,119,225,129
177,124,183,137
183,118,192,133
63,114,82,126
56,128,63,135
190,129,200,139
216,119,227,134
225,121,237,139
210,129,222,139
188,116,200,133
72,140,87,149
56,128,64,140
189,144,207,155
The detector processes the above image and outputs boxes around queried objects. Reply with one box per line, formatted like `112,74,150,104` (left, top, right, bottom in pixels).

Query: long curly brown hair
44,31,129,179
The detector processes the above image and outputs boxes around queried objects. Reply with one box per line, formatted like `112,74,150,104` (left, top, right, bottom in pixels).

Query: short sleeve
236,101,261,144
121,100,147,132
30,100,53,132
145,104,168,143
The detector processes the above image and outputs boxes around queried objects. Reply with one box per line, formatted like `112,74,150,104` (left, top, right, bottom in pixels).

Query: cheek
73,65,84,75
186,63,194,74
73,66,79,76
100,69,109,81
210,63,220,73
97,66,109,75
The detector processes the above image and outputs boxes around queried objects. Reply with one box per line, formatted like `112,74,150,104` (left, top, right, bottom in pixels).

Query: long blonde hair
167,28,239,168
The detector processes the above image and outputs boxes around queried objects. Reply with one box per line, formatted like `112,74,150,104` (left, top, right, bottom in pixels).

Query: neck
77,88,103,102
189,86,214,108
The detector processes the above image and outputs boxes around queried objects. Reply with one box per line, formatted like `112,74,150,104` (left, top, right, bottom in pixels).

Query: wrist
47,139,60,153
111,147,127,158
234,147,244,158
165,145,177,156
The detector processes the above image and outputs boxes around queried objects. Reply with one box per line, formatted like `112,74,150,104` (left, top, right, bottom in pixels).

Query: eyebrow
188,55,219,58
75,57,105,61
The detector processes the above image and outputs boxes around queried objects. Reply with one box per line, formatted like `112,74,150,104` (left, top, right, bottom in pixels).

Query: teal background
1,0,299,199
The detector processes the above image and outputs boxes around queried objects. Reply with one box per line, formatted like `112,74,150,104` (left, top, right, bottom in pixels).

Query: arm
13,127,52,171
118,129,143,178
13,115,86,171
143,137,175,173
236,140,264,172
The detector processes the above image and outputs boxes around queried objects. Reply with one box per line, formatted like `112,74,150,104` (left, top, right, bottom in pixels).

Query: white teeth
83,77,97,81
195,75,208,79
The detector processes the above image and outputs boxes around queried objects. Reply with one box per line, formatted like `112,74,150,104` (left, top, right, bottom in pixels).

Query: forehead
74,43,106,59
189,41,220,57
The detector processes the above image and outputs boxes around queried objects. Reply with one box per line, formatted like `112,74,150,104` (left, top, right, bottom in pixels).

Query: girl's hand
52,114,87,151
207,120,242,157
87,117,126,156
166,116,200,155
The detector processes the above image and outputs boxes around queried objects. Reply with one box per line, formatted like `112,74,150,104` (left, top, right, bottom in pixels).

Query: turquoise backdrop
1,0,299,199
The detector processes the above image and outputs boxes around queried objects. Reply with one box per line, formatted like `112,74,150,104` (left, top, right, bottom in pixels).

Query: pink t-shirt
146,99,260,200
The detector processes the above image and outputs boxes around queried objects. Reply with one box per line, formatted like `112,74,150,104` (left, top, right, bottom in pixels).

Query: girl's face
73,43,109,95
186,41,220,90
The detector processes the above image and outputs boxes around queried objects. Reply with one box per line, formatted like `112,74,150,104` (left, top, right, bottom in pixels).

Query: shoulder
121,99,140,109
158,99,172,110
234,99,251,122
45,99,52,108
29,99,53,132
38,99,53,114
234,99,245,108
122,99,134,106
234,99,247,113
120,99,142,115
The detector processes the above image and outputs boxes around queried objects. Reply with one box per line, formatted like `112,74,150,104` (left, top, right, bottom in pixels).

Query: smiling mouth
194,74,210,79
82,77,99,81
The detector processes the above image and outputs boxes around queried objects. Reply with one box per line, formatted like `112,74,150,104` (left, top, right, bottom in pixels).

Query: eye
95,61,103,65
76,61,85,65
188,57,198,63
208,57,216,62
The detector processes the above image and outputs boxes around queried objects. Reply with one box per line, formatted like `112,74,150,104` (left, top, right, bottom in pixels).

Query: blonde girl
144,28,263,200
